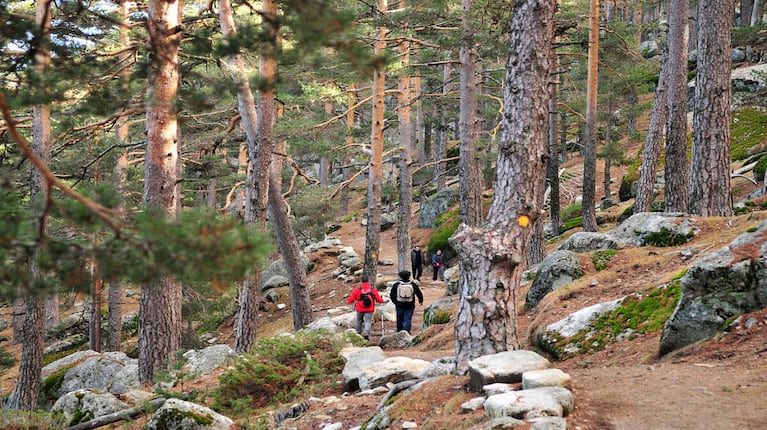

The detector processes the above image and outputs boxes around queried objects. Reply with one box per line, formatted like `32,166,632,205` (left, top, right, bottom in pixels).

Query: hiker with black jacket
347,275,384,340
390,270,424,334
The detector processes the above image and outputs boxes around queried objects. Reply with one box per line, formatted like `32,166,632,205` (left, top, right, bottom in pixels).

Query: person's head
398,270,411,281
436,249,442,255
360,275,369,283
414,245,420,250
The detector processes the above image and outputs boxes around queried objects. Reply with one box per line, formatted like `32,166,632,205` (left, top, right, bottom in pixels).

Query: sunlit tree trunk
582,0,600,232
451,0,555,375
459,0,483,228
434,61,451,189
689,0,734,216
635,48,669,213
340,83,356,216
397,37,413,273
139,0,183,383
742,0,754,26
664,0,690,213
752,0,765,25
363,0,387,280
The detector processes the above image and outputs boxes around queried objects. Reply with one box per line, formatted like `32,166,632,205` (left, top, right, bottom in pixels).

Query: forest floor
283,205,767,430
1,153,767,429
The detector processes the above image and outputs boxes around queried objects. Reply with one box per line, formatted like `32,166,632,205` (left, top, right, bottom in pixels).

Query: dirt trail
311,213,767,430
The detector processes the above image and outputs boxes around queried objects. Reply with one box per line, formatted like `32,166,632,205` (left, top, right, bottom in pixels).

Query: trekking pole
380,309,385,337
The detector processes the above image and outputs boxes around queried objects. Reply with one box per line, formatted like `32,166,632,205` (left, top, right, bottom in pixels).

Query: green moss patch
731,108,767,161
643,228,694,247
592,249,617,271
544,281,682,360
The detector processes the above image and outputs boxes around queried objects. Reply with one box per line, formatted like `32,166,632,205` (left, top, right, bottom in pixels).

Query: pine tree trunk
364,5,387,280
340,84,356,216
12,0,52,409
90,275,103,352
752,0,765,25
664,0,690,213
451,0,554,375
397,38,413,273
635,48,669,213
459,0,484,228
547,57,561,237
582,0,600,232
689,0,734,216
742,0,754,26
434,62,451,189
219,0,277,352
139,0,183,383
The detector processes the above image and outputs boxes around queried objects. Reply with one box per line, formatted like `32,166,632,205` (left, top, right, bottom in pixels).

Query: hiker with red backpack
390,270,424,334
347,274,384,340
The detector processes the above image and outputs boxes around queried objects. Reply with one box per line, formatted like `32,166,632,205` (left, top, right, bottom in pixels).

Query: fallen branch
376,379,423,411
64,397,167,430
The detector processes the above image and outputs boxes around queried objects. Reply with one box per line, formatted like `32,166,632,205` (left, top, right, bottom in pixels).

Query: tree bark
664,0,690,213
434,61,451,189
397,38,413,273
458,0,484,228
340,83,356,216
635,48,669,213
11,0,52,410
547,58,561,237
363,2,387,280
752,0,765,25
582,0,600,232
139,0,183,383
742,0,754,26
219,0,277,352
451,0,554,375
689,0,734,216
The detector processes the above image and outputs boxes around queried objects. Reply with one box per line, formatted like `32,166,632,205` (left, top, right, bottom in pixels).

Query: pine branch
0,92,122,233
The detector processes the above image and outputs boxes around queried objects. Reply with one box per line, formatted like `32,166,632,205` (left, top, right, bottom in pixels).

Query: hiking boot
364,335,369,341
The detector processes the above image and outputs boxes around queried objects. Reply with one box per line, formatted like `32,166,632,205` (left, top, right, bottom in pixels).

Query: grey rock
182,344,237,376
263,289,282,303
304,316,338,334
522,369,572,390
480,417,526,429
444,266,460,296
557,232,620,253
422,297,458,329
607,212,697,247
364,411,391,430
529,416,568,430
303,237,342,253
418,188,459,228
484,386,574,420
461,397,486,412
51,389,128,425
732,48,747,63
468,350,550,390
525,250,584,310
640,40,658,58
0,318,11,331
341,346,387,391
59,351,139,397
42,350,100,378
483,383,516,396
660,221,767,355
262,275,289,291
358,356,430,390
146,398,233,430
378,330,413,349
417,356,456,378
380,211,397,231
262,255,312,286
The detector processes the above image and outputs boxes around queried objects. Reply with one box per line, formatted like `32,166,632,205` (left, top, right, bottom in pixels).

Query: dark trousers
412,265,422,280
396,306,414,333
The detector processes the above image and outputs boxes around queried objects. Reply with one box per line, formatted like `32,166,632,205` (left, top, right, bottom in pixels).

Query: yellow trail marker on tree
518,215,530,227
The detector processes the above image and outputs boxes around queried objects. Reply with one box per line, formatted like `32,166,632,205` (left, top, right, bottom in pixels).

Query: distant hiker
347,275,384,340
411,245,424,281
391,270,424,334
431,249,446,281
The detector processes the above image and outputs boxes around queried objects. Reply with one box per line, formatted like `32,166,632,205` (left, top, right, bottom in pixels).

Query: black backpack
360,289,373,307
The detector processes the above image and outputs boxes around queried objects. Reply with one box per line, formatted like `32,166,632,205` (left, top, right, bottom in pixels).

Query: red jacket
347,282,384,312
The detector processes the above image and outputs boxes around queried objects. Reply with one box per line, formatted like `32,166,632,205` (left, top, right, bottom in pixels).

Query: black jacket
411,249,423,268
391,280,424,309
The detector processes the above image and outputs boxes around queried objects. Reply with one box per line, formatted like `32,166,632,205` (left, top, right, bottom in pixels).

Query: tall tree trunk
11,0,51,408
664,0,690,213
363,0,387,280
434,62,451,189
689,0,734,216
397,38,413,273
340,83,356,216
603,99,613,200
413,61,427,167
268,173,313,329
219,0,277,352
742,0,754,26
547,58,561,237
90,268,103,352
582,0,600,232
635,48,669,213
752,0,765,25
139,0,183,383
107,0,130,353
451,0,554,375
459,0,484,228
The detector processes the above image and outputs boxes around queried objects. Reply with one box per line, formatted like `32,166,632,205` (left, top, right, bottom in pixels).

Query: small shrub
214,331,353,417
562,216,582,232
734,206,749,215
592,249,617,271
560,202,582,224
744,200,756,207
429,309,452,325
747,227,758,233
